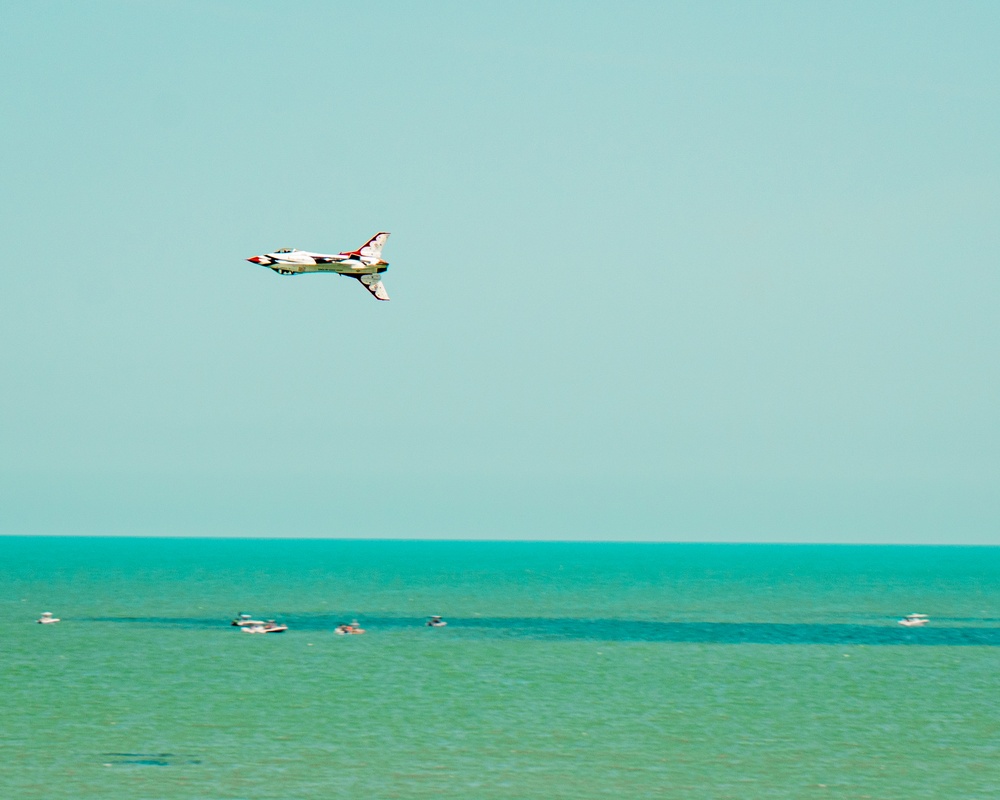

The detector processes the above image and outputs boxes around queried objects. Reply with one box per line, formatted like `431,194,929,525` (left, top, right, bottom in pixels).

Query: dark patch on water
101,752,201,767
427,617,1000,646
87,615,1000,645
89,616,238,628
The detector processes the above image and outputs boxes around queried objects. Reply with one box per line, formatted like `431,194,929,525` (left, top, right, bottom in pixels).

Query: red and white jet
247,232,391,300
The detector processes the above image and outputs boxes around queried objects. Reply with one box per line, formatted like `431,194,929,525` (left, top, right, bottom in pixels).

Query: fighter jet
247,232,391,300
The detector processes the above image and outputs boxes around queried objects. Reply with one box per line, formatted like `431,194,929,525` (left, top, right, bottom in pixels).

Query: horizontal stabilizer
359,273,390,301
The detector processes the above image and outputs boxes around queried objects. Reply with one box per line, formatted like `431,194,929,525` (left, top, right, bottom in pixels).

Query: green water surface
2,539,998,799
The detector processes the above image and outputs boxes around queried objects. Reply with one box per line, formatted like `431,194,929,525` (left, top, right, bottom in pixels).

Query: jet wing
359,274,390,301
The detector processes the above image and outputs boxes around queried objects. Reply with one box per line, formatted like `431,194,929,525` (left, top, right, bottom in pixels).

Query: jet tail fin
358,273,390,301
355,231,390,259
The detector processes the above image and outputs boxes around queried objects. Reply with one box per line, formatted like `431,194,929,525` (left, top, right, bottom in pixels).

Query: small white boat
898,613,929,627
241,620,288,634
37,612,60,624
426,616,447,627
232,614,266,627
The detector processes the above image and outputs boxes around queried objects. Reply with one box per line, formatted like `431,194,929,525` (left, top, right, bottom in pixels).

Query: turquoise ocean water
2,538,999,799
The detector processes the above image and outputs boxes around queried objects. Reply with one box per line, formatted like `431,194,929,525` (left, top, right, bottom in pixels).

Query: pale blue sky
2,1,998,542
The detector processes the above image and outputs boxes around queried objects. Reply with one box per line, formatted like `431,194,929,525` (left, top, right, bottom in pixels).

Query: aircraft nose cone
247,256,262,264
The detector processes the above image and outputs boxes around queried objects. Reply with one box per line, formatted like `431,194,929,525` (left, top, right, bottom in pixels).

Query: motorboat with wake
37,612,60,624
241,620,288,634
898,613,929,627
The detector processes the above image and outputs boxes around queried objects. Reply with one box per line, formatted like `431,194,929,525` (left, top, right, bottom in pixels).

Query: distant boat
334,621,366,635
241,620,288,634
37,612,60,624
426,616,447,627
898,613,929,627
232,614,266,627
